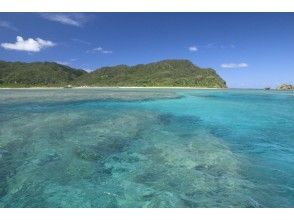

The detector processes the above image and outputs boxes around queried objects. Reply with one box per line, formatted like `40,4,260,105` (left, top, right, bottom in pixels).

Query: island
0,59,226,88
277,84,294,90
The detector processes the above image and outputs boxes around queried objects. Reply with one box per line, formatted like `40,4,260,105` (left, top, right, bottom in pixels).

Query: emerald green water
0,89,293,207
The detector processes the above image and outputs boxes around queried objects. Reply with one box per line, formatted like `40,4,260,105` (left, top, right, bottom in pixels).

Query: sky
0,13,294,88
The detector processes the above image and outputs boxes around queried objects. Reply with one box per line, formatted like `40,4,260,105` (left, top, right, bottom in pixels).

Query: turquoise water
0,89,293,207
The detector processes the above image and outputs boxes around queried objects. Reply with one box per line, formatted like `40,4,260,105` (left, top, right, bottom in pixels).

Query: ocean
0,88,293,207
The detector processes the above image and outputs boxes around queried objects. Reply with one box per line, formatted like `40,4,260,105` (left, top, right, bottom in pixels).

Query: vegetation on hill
0,59,227,88
0,61,86,87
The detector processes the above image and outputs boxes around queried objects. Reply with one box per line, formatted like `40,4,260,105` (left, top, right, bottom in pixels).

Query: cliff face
0,59,226,88
277,84,294,90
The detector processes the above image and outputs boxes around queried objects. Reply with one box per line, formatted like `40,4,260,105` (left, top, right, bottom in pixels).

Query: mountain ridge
0,59,227,88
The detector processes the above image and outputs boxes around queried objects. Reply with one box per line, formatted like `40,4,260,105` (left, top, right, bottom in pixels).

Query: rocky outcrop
277,84,294,90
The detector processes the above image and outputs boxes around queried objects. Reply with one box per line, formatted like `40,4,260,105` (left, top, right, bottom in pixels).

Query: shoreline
0,86,226,90
1,86,291,90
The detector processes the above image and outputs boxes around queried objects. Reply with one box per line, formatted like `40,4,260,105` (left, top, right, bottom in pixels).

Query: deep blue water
0,89,293,207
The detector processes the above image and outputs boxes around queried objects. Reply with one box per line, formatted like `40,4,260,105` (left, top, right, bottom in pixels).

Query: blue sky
0,13,294,88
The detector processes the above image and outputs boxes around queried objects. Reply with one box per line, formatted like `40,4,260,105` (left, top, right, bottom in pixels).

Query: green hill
0,59,226,88
0,61,86,87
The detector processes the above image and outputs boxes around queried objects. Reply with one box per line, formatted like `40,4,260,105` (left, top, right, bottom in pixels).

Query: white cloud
41,13,89,27
56,58,78,65
83,68,93,73
204,43,216,49
71,38,91,45
1,36,56,52
202,43,236,49
56,61,69,65
189,46,198,52
221,63,248,68
87,46,113,54
0,20,18,31
102,50,113,54
93,47,103,51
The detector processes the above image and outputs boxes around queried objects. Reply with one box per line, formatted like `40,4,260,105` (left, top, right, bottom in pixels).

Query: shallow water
0,89,293,207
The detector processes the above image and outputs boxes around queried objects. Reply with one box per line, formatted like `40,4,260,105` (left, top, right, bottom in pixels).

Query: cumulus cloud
0,20,18,31
189,46,198,52
41,13,89,27
221,63,248,68
1,36,56,52
87,47,113,54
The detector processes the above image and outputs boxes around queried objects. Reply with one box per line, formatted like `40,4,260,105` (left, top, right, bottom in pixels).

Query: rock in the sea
277,84,294,90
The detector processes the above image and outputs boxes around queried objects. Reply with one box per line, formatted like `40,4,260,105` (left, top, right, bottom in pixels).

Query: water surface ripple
0,89,293,207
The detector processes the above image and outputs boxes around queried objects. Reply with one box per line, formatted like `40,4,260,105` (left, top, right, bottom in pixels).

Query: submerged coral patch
0,89,293,207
